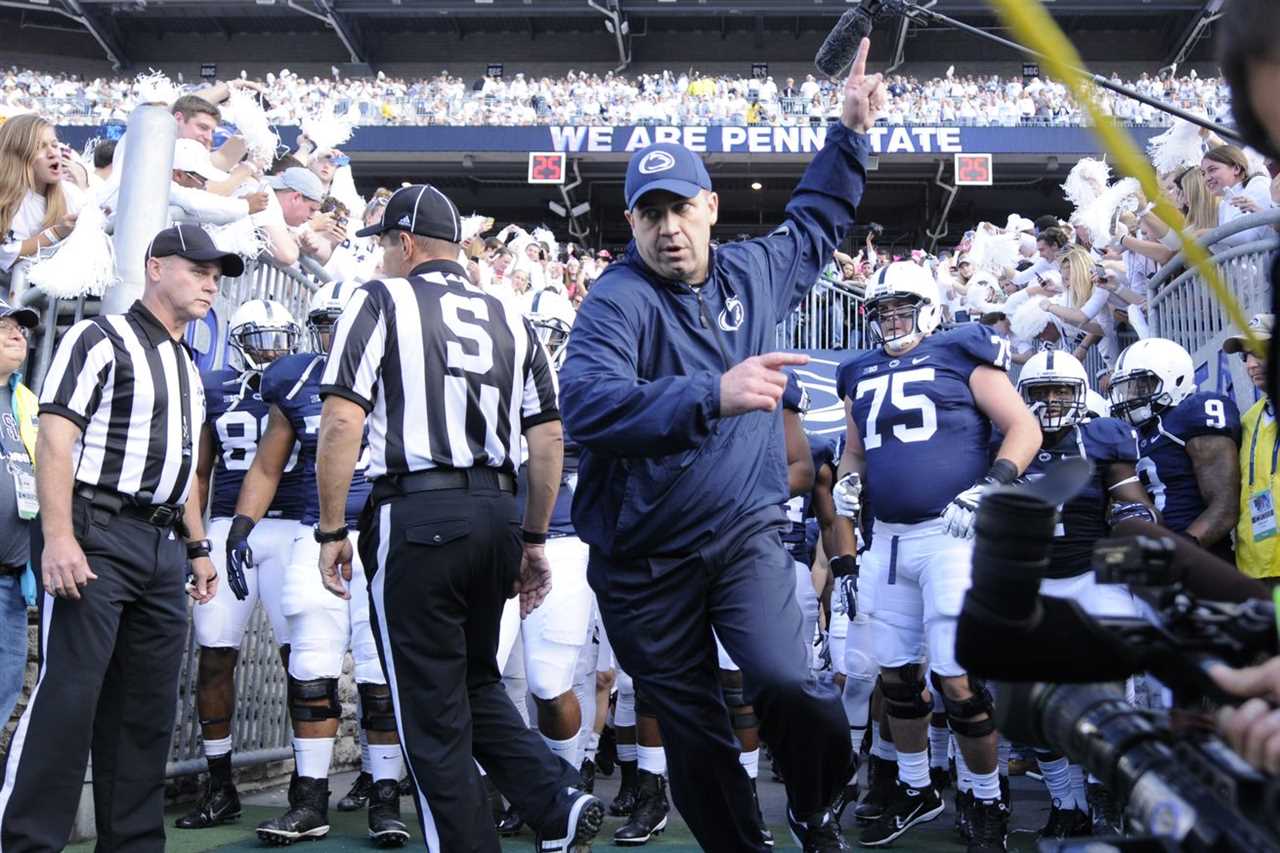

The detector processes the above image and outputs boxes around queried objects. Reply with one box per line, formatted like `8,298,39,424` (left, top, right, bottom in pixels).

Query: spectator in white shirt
0,114,83,273
1202,144,1276,248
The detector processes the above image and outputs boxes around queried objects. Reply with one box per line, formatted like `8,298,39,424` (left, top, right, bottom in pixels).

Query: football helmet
307,280,356,352
863,261,943,354
1109,337,1196,426
1017,348,1089,431
228,299,300,371
527,288,576,370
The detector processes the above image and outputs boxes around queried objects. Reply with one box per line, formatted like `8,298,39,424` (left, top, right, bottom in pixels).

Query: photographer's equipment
814,0,909,78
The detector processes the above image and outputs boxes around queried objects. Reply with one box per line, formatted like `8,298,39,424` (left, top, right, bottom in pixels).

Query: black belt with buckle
74,483,185,529
371,468,515,504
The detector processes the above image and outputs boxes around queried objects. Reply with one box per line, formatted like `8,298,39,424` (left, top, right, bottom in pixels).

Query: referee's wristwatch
186,539,213,560
314,525,350,544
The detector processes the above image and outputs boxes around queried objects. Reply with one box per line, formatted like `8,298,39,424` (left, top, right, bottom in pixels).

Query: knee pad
881,664,932,720
358,683,397,733
719,670,760,730
930,672,995,738
288,676,340,723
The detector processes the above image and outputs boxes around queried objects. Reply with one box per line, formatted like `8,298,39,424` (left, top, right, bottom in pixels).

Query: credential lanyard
1247,405,1279,488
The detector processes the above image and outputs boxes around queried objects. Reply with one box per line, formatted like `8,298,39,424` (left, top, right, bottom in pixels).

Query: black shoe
930,766,950,795
337,772,373,812
536,787,605,852
579,758,596,794
853,756,896,824
368,779,410,848
857,781,943,847
596,727,617,776
832,754,861,822
966,797,1009,853
610,760,638,816
496,804,523,837
398,775,413,797
751,778,774,847
787,807,851,852
954,788,973,843
614,771,670,846
175,778,241,829
1087,782,1124,836
256,776,330,846
1038,800,1092,840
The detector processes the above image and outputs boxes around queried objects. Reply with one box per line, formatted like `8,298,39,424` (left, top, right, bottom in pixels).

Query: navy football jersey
202,368,306,520
782,434,837,563
1022,418,1139,578
262,353,373,527
837,324,1011,525
1135,392,1241,535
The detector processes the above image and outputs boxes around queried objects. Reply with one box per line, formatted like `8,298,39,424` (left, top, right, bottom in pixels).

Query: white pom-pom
1062,158,1111,210
28,204,117,298
531,227,558,259
1002,288,1032,316
301,112,354,150
1146,118,1206,174
1076,177,1140,249
1245,146,1270,181
329,165,364,219
206,218,268,264
133,69,180,107
461,215,492,242
967,229,1020,275
226,90,280,164
1011,298,1054,343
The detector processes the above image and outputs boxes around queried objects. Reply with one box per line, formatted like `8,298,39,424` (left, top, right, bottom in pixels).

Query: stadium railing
777,279,868,351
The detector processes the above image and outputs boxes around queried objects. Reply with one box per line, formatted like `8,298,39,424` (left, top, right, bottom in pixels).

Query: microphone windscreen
814,10,872,79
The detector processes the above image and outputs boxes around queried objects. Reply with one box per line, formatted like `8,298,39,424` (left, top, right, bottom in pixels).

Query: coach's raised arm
556,37,886,853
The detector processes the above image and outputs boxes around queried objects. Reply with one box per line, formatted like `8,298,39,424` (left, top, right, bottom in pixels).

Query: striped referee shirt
320,259,559,478
39,301,205,507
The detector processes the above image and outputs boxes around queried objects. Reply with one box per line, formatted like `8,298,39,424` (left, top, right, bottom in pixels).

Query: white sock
1069,765,1088,810
928,725,950,769
897,749,930,790
870,722,897,761
617,742,638,763
542,733,580,769
360,730,372,775
585,731,600,762
293,737,334,779
972,769,1001,801
739,748,760,780
637,745,667,775
368,744,404,783
850,728,866,764
203,735,232,760
955,747,973,793
997,738,1011,778
1038,756,1073,806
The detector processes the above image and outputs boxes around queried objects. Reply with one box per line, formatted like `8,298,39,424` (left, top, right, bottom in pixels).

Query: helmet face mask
864,261,943,354
228,300,301,371
307,309,342,353
529,316,571,369
1022,379,1086,431
1109,370,1168,426
1108,338,1196,428
867,295,927,354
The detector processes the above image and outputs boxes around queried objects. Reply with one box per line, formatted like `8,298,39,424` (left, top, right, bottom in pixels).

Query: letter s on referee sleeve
558,293,720,458
319,286,386,412
521,317,561,429
38,320,115,430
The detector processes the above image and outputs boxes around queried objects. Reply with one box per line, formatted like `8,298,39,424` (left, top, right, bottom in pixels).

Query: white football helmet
1085,389,1111,420
864,261,943,354
1017,349,1089,431
228,299,300,371
1109,337,1197,426
307,280,356,352
527,288,576,370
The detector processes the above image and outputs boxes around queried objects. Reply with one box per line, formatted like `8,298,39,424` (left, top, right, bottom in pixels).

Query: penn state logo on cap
624,143,714,211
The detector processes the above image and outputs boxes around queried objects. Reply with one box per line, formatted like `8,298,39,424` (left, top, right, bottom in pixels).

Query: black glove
830,554,858,620
226,514,256,601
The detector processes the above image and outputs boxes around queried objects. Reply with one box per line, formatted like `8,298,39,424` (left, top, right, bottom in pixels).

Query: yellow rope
984,0,1262,358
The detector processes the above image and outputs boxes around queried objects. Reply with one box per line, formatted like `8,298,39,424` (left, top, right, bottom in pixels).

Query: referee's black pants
0,497,187,853
589,508,851,853
359,480,580,853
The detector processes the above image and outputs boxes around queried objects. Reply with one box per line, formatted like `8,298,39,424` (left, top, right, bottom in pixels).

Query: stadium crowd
1,63,1231,128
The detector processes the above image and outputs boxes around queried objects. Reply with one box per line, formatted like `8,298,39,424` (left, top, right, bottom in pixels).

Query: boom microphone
814,0,907,79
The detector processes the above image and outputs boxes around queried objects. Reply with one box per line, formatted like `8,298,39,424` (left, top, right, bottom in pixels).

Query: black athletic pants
0,496,187,853
359,478,579,853
589,508,850,853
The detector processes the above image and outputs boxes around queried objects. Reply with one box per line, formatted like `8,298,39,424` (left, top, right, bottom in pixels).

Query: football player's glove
833,472,862,521
1107,500,1158,527
942,459,1019,540
839,574,858,621
226,514,256,601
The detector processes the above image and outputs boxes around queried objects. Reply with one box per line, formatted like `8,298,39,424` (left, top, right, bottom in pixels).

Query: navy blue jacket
559,124,871,559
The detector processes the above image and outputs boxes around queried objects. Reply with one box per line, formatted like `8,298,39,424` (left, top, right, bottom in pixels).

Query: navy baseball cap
624,143,713,211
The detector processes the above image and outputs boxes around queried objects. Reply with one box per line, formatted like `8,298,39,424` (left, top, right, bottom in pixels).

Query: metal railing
777,279,868,351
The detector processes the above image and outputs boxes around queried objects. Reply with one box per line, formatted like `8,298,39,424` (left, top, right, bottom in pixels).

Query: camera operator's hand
833,472,862,520
1211,659,1280,774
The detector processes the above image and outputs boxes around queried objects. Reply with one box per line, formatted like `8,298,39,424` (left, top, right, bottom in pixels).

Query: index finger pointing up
850,37,871,80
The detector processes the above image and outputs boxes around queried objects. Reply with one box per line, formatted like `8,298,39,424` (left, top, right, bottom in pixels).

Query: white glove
833,472,862,521
941,482,987,540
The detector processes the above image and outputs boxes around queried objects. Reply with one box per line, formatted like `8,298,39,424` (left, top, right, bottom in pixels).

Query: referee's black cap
146,225,245,278
356,183,462,243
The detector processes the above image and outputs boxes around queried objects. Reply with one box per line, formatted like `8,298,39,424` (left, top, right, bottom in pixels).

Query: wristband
186,539,212,559
985,458,1019,486
521,529,548,545
229,513,256,543
829,554,858,578
313,525,350,544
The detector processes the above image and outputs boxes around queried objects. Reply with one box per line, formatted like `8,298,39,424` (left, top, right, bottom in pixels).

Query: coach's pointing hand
720,352,810,417
841,37,886,134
